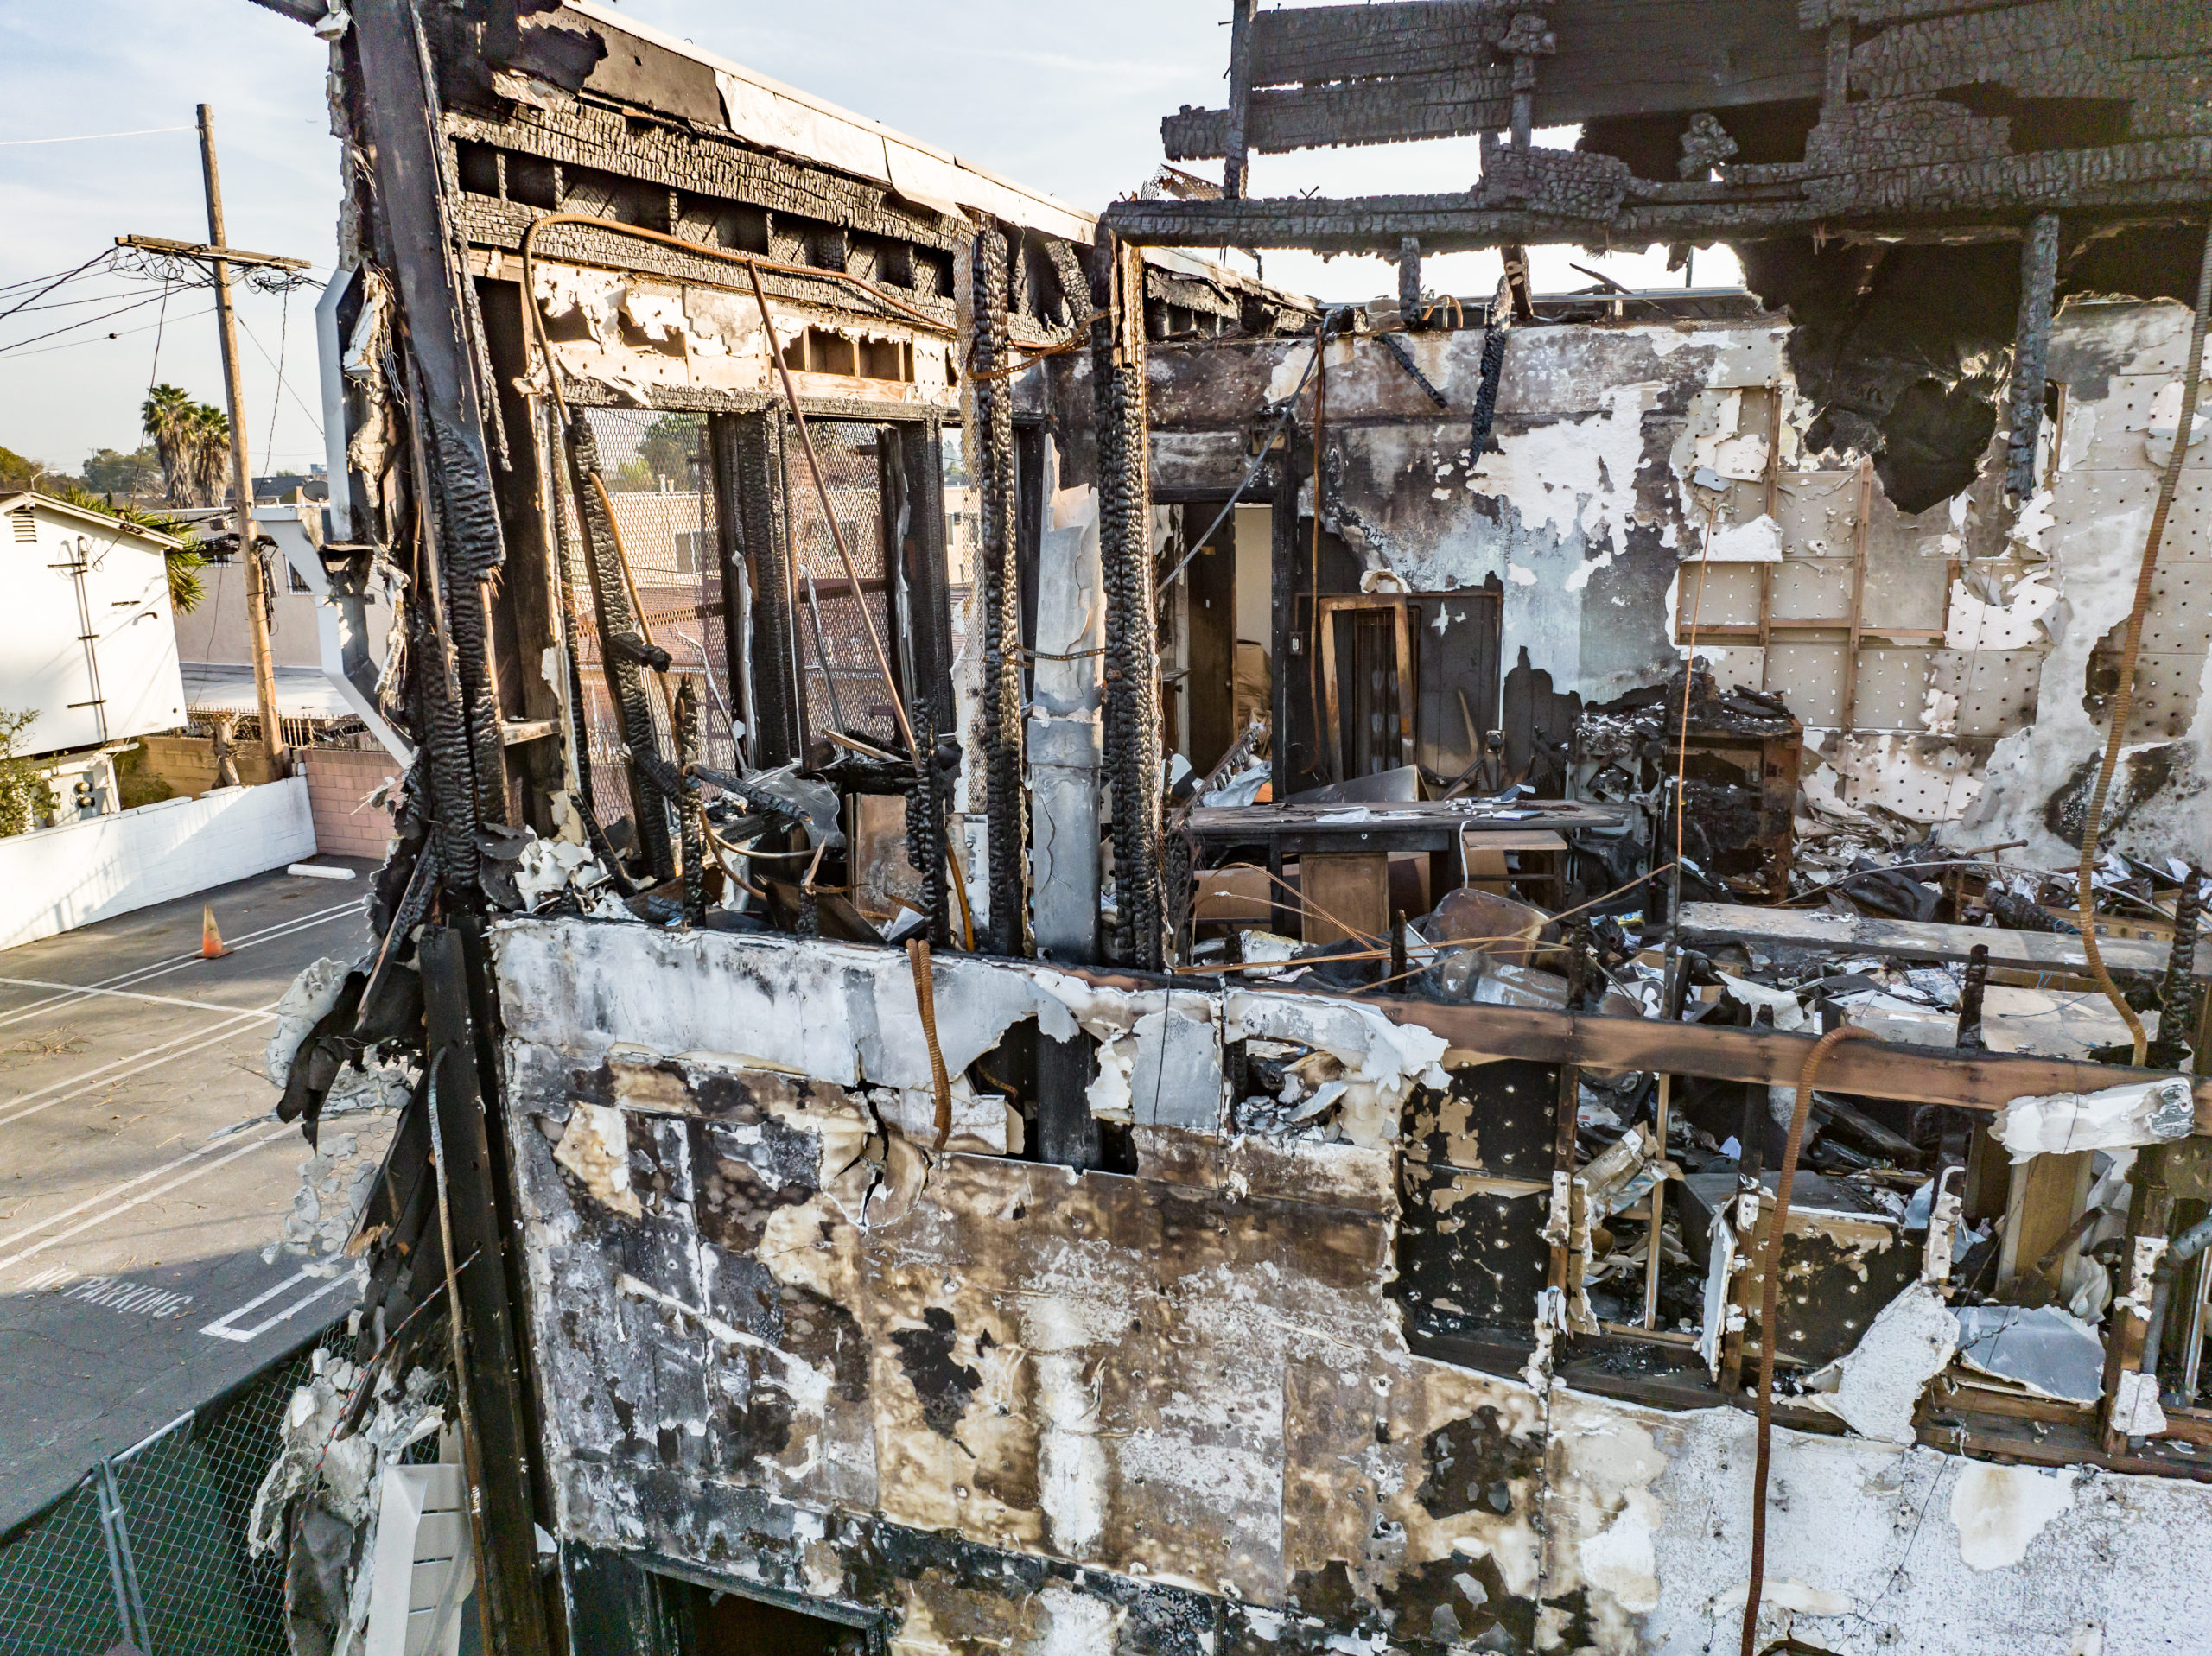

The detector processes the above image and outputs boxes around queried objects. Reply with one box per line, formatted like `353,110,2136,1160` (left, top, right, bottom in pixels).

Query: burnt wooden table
1183,799,1628,939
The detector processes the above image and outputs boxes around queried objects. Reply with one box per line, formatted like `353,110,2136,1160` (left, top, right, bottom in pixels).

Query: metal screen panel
786,422,899,751
552,408,738,830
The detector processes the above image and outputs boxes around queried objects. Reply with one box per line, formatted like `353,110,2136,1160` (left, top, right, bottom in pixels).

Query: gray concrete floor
0,860,391,1531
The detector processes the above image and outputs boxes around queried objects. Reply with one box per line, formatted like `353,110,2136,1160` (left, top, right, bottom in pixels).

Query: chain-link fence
0,1317,349,1656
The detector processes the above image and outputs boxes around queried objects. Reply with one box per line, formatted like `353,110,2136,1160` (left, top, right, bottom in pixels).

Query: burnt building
248,3,2212,1653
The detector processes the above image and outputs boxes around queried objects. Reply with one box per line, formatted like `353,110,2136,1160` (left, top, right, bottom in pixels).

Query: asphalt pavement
0,860,389,1532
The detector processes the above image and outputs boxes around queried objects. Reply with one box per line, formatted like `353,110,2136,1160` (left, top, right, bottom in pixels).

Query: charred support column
973,227,1031,955
420,924,554,1656
563,416,676,880
719,409,804,768
1397,236,1421,327
2152,870,2206,1070
2008,213,2063,501
353,0,511,834
1094,237,1166,968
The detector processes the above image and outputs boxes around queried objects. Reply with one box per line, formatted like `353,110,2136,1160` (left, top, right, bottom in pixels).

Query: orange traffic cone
200,904,232,960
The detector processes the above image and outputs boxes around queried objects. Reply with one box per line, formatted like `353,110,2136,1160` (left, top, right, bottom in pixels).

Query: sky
0,0,1739,481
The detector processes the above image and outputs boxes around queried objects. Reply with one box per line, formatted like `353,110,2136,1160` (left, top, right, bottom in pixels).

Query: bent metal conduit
1740,1023,1876,1656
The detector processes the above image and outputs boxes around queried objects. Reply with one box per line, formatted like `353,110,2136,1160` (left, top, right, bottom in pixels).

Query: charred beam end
603,630,672,673
2007,212,2063,500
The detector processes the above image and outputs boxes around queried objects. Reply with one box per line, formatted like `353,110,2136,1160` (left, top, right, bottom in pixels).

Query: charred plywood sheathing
485,920,2212,1654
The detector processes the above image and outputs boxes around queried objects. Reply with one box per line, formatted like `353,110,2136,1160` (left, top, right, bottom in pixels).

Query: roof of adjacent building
0,492,186,552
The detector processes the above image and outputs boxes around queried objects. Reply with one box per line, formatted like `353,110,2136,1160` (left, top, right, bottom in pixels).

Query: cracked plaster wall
493,918,2212,1653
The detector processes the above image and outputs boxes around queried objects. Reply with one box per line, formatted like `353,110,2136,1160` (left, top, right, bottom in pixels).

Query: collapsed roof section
1114,0,2212,251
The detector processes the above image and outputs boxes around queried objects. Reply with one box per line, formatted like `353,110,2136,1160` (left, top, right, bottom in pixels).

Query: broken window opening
658,1569,880,1656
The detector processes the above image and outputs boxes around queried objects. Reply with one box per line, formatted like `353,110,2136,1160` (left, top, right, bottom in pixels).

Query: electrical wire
236,307,324,436
0,304,210,365
0,250,110,326
1741,1024,1877,1656
0,125,193,147
1153,340,1322,600
0,285,183,356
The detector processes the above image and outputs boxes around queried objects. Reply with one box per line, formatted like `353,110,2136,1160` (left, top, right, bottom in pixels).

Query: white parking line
200,1267,351,1343
0,1006,276,1130
0,1125,292,1278
0,977,278,1020
0,1122,285,1253
0,898,365,1029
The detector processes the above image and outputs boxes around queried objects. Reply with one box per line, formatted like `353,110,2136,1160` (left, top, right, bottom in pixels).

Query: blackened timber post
421,924,555,1656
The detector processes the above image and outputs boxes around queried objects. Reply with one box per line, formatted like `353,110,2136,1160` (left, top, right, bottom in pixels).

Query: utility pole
196,105,286,771
122,111,309,772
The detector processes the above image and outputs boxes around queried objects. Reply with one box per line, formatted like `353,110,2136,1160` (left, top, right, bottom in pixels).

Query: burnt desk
1184,799,1627,941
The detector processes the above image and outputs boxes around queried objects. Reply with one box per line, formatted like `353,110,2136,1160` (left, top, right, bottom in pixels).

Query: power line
0,284,164,318
0,263,99,297
234,309,324,438
264,289,289,461
0,125,194,147
0,251,111,326
0,304,213,364
0,287,181,356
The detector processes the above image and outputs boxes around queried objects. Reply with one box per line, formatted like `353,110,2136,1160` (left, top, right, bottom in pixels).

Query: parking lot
0,861,388,1530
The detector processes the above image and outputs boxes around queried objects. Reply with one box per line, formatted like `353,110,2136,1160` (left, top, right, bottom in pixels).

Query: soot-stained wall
494,919,2212,1655
1150,301,2212,851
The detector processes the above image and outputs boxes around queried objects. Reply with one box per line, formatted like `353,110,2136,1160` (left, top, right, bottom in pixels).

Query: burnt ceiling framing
1109,0,2212,254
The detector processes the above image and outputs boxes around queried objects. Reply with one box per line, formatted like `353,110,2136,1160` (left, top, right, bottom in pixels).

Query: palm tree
141,384,194,506
187,403,231,506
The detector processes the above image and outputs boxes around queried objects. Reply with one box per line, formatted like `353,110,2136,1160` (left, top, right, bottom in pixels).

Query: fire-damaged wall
1149,295,2212,855
1963,297,2212,869
493,917,2212,1654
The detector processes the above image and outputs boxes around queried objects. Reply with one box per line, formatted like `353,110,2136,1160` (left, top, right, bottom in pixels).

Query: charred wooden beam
1056,962,2212,1118
1363,992,2212,1120
422,924,556,1656
1105,155,2212,252
973,226,1030,956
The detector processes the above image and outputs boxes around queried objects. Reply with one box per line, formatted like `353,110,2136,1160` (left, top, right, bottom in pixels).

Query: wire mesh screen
0,1317,352,1656
787,422,899,749
552,408,739,830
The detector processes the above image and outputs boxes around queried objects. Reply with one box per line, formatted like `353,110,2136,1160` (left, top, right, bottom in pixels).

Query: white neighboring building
0,492,188,815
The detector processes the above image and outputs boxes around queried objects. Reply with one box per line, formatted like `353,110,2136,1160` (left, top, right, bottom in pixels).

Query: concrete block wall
302,747,400,861
137,734,283,797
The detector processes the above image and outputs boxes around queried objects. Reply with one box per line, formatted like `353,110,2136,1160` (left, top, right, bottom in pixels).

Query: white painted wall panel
0,777,315,949
0,503,186,755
